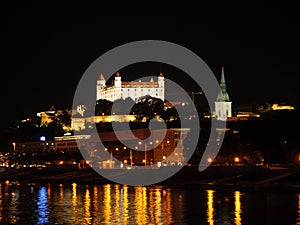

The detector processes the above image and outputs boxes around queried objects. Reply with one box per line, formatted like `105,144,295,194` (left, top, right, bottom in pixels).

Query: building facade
215,67,232,121
96,72,165,102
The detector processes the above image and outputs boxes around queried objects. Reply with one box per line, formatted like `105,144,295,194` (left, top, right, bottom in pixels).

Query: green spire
220,66,225,84
216,66,230,102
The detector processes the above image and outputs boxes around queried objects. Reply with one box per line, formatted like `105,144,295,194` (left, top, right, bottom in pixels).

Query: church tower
215,67,232,121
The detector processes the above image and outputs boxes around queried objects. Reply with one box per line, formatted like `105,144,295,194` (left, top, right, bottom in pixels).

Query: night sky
2,3,300,130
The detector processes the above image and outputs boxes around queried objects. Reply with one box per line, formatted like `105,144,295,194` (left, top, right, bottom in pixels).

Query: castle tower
96,74,106,100
114,72,122,88
214,67,232,121
158,72,165,100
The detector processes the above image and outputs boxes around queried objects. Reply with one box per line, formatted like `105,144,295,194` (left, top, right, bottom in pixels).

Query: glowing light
297,194,300,225
206,190,215,225
59,161,64,165
234,157,240,163
103,185,111,224
84,187,92,224
207,157,213,163
122,186,129,224
124,160,128,164
162,156,166,160
36,186,49,224
135,187,148,224
40,136,46,141
234,191,242,225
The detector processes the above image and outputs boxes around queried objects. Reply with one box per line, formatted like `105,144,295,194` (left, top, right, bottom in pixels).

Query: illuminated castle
96,72,165,102
215,67,232,121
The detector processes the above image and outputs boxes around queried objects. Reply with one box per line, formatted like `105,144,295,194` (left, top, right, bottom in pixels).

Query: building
96,72,165,102
215,67,232,121
78,128,190,167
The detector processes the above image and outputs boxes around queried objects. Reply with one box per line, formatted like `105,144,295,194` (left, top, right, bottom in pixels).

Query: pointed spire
116,72,120,77
220,66,225,84
159,72,164,77
99,73,105,80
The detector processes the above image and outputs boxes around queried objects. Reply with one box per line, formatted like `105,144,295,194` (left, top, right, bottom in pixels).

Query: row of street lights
104,139,170,167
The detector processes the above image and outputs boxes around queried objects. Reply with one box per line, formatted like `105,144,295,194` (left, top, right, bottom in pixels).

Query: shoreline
1,165,300,191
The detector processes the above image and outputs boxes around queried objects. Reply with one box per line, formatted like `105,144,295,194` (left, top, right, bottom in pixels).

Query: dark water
0,181,299,225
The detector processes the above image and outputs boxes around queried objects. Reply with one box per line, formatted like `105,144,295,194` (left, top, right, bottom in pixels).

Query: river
0,181,299,224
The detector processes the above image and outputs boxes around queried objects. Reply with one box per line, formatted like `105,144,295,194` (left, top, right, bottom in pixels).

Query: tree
111,98,135,114
95,99,112,116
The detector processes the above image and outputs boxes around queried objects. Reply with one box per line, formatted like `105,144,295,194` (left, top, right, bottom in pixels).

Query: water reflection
0,182,299,224
234,191,242,225
206,190,215,225
297,194,300,225
36,186,49,225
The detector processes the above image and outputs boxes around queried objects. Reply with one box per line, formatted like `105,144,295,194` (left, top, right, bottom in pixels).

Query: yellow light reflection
154,188,162,224
134,187,148,224
93,186,98,211
84,186,91,224
0,183,3,223
164,189,173,224
71,183,78,224
47,184,51,199
122,186,129,225
59,184,63,204
114,185,121,223
206,190,215,225
103,184,111,224
72,183,77,207
234,191,242,225
92,186,100,225
297,194,300,225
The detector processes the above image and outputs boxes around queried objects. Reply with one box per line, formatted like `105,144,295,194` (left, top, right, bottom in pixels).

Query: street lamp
130,149,133,166
12,142,16,152
139,141,154,166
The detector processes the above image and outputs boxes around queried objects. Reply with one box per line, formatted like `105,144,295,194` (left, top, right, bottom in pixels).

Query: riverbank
1,165,300,191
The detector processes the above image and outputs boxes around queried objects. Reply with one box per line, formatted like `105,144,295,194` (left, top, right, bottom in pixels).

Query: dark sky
2,3,300,129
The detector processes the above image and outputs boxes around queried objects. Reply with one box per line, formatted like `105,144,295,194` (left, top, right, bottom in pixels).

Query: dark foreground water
0,181,299,225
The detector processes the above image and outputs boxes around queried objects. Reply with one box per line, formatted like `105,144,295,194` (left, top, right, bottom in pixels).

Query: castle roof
99,74,105,80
